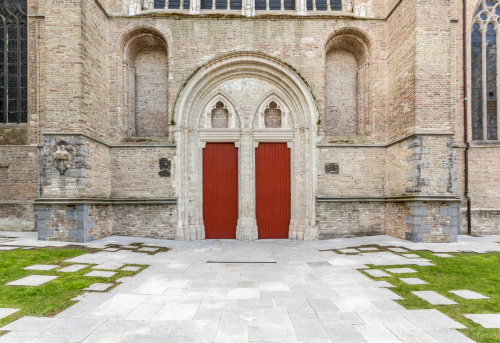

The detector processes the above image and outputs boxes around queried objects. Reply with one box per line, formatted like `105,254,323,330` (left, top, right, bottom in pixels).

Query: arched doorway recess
174,52,319,241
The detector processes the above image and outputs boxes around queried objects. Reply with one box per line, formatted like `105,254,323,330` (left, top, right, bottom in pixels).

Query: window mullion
482,25,488,140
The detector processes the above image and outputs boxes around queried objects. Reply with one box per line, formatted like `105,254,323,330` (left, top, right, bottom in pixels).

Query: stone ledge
317,132,455,148
35,198,178,205
316,196,461,203
42,132,176,148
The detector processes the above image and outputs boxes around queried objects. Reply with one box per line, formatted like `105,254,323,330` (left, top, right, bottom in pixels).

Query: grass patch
0,246,147,331
362,251,500,342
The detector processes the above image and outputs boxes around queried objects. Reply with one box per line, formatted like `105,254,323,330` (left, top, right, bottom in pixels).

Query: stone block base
386,200,460,243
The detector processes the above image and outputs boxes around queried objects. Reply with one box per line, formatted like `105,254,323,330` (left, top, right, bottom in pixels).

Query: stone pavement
1,232,500,342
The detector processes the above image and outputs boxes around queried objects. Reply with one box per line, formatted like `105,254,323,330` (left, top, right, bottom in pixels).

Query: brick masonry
0,0,499,241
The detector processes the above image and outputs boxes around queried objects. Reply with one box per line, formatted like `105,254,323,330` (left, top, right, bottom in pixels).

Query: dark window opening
0,0,27,124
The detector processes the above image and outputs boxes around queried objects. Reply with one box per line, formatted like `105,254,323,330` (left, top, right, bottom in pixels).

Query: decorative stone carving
264,101,282,128
142,0,153,10
211,101,229,128
53,145,71,175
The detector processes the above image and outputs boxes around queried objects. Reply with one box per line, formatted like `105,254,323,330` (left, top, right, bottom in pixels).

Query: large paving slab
58,264,89,273
24,264,58,271
400,277,428,285
412,291,458,305
464,314,500,328
386,267,418,274
363,269,391,277
6,275,58,286
0,232,499,342
449,290,489,299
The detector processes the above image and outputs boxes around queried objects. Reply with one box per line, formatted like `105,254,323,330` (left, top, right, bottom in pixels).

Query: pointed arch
250,91,294,129
198,91,243,129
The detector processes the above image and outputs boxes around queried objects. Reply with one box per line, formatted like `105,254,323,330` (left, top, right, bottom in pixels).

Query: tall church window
472,1,500,140
0,0,27,124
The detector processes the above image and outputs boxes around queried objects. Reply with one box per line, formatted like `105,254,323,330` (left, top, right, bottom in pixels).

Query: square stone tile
0,331,39,343
386,268,417,274
388,248,407,253
84,283,114,292
464,314,500,328
306,261,332,267
6,275,58,286
424,329,476,342
85,271,116,278
0,308,20,319
227,288,260,299
449,290,489,299
400,277,428,285
121,266,141,272
291,318,330,341
92,262,124,270
58,264,89,273
103,248,119,252
401,309,466,329
358,247,378,251
0,246,18,251
403,254,421,258
412,291,457,305
355,323,400,341
364,269,391,277
434,253,454,258
24,264,58,271
1,316,62,332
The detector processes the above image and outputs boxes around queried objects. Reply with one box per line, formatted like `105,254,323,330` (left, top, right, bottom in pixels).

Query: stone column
236,130,258,240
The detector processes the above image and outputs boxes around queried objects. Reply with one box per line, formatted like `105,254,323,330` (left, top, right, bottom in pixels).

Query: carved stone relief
264,101,282,128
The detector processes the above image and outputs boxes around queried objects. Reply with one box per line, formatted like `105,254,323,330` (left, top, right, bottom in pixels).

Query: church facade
0,0,499,243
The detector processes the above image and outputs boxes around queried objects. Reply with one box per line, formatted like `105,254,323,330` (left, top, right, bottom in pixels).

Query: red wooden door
203,143,238,239
256,143,291,239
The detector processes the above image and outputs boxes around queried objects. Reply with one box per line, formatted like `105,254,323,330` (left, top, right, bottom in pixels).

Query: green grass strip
363,251,500,343
0,247,146,331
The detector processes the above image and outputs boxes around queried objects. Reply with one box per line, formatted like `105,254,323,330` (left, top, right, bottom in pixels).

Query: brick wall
316,202,385,238
111,147,176,198
387,0,416,141
135,47,169,137
112,204,177,239
0,146,38,231
317,147,385,197
325,49,358,136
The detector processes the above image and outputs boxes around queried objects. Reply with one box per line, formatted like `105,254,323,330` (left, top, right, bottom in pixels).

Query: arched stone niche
198,94,242,129
122,30,169,138
252,95,294,129
325,28,371,137
173,52,318,241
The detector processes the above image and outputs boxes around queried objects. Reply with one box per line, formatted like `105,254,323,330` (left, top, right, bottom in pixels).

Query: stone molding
42,132,176,148
173,52,319,241
316,196,461,203
35,198,177,205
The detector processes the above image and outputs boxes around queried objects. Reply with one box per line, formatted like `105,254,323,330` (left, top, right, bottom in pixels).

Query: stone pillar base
236,218,258,241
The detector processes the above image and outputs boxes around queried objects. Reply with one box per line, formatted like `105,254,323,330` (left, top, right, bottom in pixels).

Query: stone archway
173,52,319,241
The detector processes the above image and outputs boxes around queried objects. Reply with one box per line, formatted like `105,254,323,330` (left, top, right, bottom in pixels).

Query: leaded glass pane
471,23,483,140
0,0,27,123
